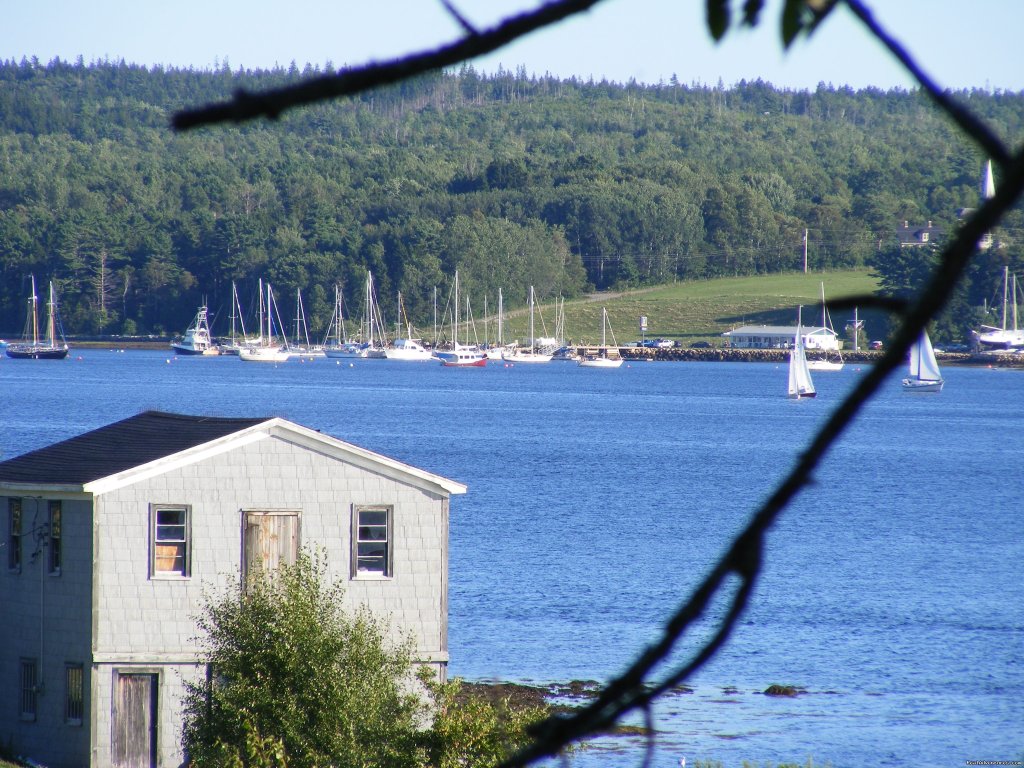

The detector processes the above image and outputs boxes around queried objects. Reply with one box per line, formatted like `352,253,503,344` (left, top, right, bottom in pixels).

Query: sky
3,0,1023,92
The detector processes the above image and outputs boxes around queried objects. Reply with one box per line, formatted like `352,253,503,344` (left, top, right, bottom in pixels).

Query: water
2,350,1022,767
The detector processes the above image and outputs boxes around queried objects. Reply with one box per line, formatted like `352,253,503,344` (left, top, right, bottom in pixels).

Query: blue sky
4,0,1022,91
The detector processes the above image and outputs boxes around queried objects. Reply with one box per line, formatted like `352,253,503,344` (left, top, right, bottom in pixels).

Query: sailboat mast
30,276,39,346
47,282,57,346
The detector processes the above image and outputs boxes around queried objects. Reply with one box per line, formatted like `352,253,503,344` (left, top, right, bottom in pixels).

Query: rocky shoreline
52,339,1024,368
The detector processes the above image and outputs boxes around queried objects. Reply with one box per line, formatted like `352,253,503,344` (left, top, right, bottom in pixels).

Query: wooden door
243,512,299,586
112,673,157,768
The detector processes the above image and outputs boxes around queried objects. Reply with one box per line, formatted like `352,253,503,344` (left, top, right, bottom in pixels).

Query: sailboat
502,286,552,363
287,288,325,358
435,271,486,367
483,289,509,360
239,282,291,362
6,277,70,360
902,329,944,392
219,281,261,355
806,282,844,371
578,307,623,368
788,307,816,399
975,266,1024,350
323,284,364,358
170,305,218,355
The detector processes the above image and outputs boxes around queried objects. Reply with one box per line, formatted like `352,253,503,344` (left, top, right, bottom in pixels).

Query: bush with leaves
180,552,426,768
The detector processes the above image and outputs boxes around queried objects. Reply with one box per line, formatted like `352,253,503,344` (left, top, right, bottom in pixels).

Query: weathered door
243,511,300,586
112,673,157,768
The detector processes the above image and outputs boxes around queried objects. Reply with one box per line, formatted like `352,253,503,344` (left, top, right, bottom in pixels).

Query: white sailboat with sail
788,307,816,399
578,307,623,368
902,329,944,392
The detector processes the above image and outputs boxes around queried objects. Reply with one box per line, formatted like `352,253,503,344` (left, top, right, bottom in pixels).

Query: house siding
87,432,448,768
0,496,93,768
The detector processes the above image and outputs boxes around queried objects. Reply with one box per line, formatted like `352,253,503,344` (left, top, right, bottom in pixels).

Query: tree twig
172,0,604,130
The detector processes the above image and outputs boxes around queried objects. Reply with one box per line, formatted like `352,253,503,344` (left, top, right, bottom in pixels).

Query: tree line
0,57,1021,340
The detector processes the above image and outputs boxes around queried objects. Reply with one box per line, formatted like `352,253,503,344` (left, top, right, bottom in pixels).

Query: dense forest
0,57,1022,340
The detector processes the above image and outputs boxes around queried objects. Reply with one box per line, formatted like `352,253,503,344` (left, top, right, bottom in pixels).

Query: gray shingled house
0,411,466,768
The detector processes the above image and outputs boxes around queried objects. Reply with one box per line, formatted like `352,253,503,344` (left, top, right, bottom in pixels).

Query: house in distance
0,411,466,768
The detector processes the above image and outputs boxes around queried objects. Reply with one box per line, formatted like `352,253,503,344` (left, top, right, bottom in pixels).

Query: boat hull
5,344,69,360
578,356,622,368
902,378,944,393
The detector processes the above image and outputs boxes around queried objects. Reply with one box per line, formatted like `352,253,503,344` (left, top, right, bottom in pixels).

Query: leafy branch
170,1,1024,765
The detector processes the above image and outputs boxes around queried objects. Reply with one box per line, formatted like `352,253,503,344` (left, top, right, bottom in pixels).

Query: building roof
0,411,270,485
0,410,467,496
723,325,834,336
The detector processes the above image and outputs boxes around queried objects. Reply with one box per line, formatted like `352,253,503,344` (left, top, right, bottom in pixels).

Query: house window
242,511,300,589
20,658,38,721
8,499,22,572
352,505,393,577
49,501,62,575
65,663,84,724
151,505,190,577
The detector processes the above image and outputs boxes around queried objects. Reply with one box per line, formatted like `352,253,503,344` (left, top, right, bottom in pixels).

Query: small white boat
806,282,844,371
170,305,218,355
578,308,623,368
502,286,552,363
902,329,944,392
788,307,816,399
239,282,290,363
386,338,433,361
437,271,486,367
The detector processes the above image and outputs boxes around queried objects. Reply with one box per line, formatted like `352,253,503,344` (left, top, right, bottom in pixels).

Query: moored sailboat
806,282,844,371
578,307,623,368
502,286,552,363
6,277,70,360
435,271,486,367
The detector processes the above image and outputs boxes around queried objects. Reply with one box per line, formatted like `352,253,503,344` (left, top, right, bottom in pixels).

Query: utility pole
803,229,808,273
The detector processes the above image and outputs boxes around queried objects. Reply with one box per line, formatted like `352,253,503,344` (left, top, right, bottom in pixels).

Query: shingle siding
0,413,461,768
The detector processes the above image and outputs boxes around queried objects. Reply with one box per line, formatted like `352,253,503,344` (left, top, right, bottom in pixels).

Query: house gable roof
0,410,466,497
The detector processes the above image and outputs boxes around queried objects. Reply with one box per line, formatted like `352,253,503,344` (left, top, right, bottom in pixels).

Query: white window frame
150,504,191,578
351,505,393,579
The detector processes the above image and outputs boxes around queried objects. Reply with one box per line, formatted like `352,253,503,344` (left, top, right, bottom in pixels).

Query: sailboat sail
903,330,944,392
788,307,816,398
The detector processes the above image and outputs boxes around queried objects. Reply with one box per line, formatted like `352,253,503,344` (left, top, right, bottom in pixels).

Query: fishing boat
239,282,290,363
435,271,486,367
806,282,844,371
6,277,70,360
170,305,218,355
902,329,944,392
578,308,623,368
502,286,552,363
788,307,816,399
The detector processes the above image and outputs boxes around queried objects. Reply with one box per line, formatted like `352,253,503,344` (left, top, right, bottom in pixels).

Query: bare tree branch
843,0,1012,167
172,0,603,130
503,146,1024,768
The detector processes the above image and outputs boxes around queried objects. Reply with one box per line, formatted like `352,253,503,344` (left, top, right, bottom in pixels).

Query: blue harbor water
1,350,1021,767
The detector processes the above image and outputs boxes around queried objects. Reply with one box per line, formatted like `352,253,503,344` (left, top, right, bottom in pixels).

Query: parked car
870,340,884,350
690,341,711,348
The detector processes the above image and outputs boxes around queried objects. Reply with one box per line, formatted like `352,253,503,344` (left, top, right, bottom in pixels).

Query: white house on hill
0,411,466,768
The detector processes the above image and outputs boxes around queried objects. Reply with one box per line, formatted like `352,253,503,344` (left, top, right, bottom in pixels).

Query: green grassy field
498,269,880,347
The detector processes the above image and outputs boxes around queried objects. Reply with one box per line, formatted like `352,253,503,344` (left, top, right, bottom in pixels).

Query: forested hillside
1,57,1022,338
